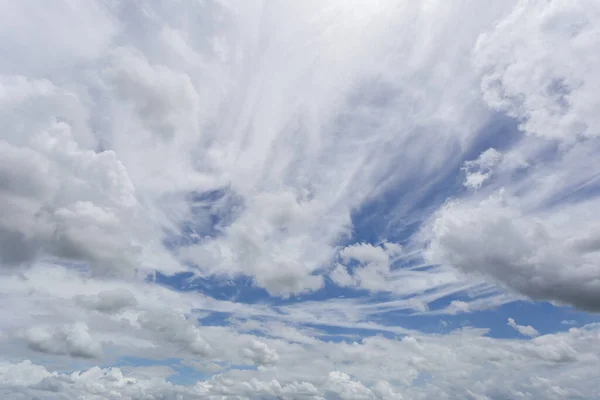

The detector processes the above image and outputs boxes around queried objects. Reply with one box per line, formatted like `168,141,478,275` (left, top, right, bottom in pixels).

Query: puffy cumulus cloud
508,318,540,338
137,311,212,357
182,190,339,295
340,243,392,266
0,263,308,367
194,374,321,399
0,74,181,276
20,323,102,359
429,0,600,313
2,324,600,399
0,362,187,400
331,243,392,291
424,191,600,311
331,242,459,296
331,242,418,293
0,360,53,387
0,0,516,296
324,371,394,400
475,0,600,140
240,339,279,366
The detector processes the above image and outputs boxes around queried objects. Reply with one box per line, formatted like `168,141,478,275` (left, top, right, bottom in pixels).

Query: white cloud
0,360,52,387
508,318,540,337
20,323,102,359
75,289,138,314
0,1,115,76
475,0,600,141
2,324,600,399
424,191,600,311
340,243,391,266
0,75,172,276
240,339,279,366
462,148,503,190
137,311,212,357
561,320,578,326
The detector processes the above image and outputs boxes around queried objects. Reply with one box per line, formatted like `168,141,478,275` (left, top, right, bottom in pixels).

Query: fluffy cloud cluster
2,322,600,399
475,0,600,141
425,192,600,311
20,323,101,359
0,77,137,272
425,0,600,311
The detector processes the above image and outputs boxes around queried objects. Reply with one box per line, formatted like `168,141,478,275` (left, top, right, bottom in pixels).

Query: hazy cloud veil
1,0,599,399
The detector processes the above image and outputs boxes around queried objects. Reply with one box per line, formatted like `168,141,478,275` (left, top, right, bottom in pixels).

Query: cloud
137,311,212,357
424,192,600,311
421,0,600,312
462,148,503,190
475,0,600,141
0,76,149,275
240,339,280,367
75,289,138,314
0,1,115,76
508,318,540,337
20,323,101,359
561,320,578,326
2,324,600,399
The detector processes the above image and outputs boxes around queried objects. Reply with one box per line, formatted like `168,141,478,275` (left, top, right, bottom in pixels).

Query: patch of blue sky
167,364,214,385
149,114,598,353
274,280,371,305
115,356,181,368
198,311,231,327
114,357,217,384
370,300,600,339
303,323,399,342
162,188,243,250
350,116,521,248
154,269,382,305
153,271,272,303
154,118,526,313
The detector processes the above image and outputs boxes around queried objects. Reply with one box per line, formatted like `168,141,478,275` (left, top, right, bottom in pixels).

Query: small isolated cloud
561,320,578,326
507,318,539,337
462,148,502,190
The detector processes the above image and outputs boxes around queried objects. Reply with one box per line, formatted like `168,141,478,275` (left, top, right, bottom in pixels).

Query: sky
1,0,600,399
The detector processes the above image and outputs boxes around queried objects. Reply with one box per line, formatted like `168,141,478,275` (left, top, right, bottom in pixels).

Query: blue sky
1,1,600,399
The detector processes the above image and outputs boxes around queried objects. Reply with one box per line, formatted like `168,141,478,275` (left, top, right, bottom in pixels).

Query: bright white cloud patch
462,148,503,190
1,0,599,399
475,0,600,141
508,318,540,338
